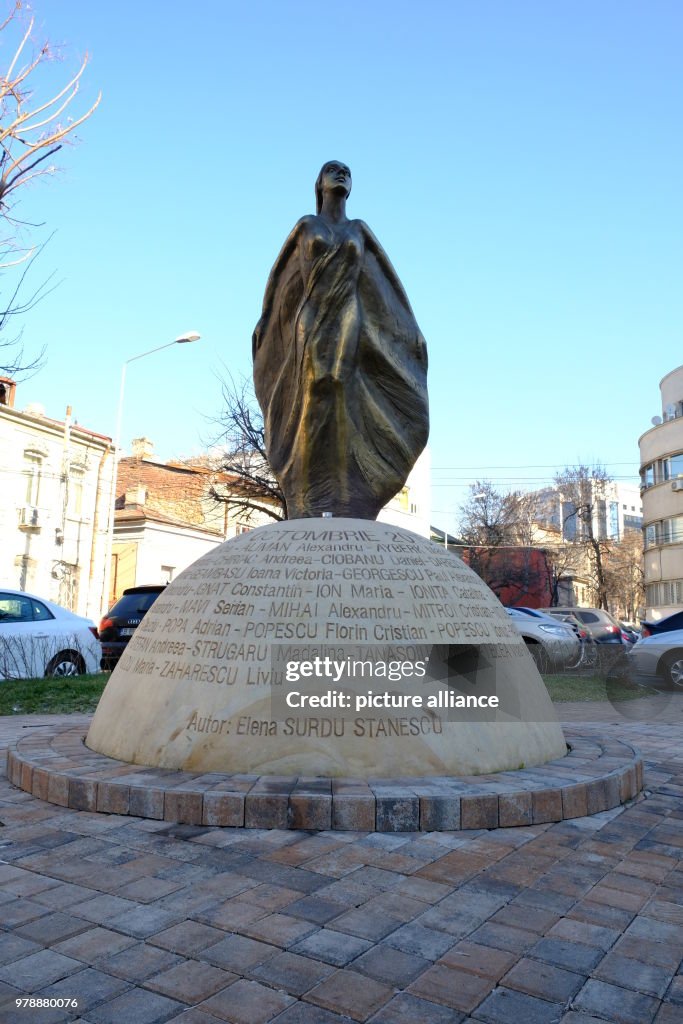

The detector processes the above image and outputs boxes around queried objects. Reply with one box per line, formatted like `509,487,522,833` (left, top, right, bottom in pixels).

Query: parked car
505,607,580,670
99,585,165,670
627,629,683,688
640,610,683,639
539,607,625,645
619,623,640,644
0,589,100,680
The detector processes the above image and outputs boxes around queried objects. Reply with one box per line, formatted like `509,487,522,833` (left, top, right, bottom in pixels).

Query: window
0,593,55,622
0,594,33,622
644,516,683,548
69,469,85,518
31,600,53,621
161,565,175,584
23,453,42,506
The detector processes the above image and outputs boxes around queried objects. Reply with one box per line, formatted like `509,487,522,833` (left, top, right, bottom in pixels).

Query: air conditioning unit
18,505,41,528
672,480,683,492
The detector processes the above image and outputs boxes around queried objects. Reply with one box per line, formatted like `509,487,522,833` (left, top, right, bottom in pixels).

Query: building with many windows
0,378,114,619
639,364,683,619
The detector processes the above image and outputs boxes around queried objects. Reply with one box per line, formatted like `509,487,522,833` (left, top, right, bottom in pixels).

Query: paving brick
292,928,372,966
532,789,563,824
39,966,131,1013
99,943,184,982
420,795,460,831
52,926,136,963
285,895,345,925
409,963,494,1012
250,950,335,996
460,795,498,830
562,784,588,819
240,912,319,948
501,957,585,1002
288,793,332,830
199,977,295,1023
467,922,539,955
268,1003,360,1024
245,794,289,829
129,786,165,819
31,767,50,801
47,774,70,807
613,933,682,970
370,993,466,1021
0,934,43,966
528,937,602,974
353,942,430,986
305,967,394,1021
202,793,244,827
594,951,674,999
147,921,225,956
375,796,420,832
573,978,660,1024
84,986,184,1024
0,949,84,990
384,922,455,960
14,911,91,945
331,793,375,831
439,940,517,981
548,918,621,952
67,778,98,811
19,760,33,792
145,960,237,1002
331,905,402,941
201,933,278,972
164,790,204,825
472,985,565,1023
97,781,130,815
498,792,533,828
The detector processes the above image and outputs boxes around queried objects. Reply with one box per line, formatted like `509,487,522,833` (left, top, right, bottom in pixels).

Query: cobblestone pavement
0,698,682,1024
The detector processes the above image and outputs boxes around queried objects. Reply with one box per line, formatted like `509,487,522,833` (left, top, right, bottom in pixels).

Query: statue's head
315,161,351,214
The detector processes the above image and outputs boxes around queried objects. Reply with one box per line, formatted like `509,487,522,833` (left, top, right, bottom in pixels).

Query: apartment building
639,364,683,619
0,378,113,619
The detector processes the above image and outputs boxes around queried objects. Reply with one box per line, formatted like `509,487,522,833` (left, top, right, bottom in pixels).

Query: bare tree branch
207,372,287,524
0,3,99,377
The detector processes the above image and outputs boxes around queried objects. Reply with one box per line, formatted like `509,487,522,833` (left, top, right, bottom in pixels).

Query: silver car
627,629,683,688
505,607,580,671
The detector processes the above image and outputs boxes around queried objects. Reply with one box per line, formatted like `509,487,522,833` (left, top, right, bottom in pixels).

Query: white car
627,629,683,688
0,589,100,681
505,607,580,671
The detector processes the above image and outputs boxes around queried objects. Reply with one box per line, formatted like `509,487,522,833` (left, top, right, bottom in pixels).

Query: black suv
98,585,165,670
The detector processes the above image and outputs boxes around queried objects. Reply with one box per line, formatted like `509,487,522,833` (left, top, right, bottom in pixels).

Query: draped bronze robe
253,215,428,520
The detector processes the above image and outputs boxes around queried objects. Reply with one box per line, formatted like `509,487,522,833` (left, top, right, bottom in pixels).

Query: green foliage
0,673,108,715
542,672,650,703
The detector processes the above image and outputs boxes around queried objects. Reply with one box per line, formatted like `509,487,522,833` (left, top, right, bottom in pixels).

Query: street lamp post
101,331,201,616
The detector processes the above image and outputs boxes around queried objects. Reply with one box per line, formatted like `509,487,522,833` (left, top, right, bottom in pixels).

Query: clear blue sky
6,1,683,537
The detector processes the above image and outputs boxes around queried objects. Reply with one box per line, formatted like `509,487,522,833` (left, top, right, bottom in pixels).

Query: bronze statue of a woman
253,161,428,520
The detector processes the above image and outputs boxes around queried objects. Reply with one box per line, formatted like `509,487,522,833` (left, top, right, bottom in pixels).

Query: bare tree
553,465,613,609
458,482,553,603
0,3,100,376
209,374,286,524
604,530,645,622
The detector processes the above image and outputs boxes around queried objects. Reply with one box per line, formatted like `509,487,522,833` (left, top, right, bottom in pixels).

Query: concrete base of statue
87,519,567,777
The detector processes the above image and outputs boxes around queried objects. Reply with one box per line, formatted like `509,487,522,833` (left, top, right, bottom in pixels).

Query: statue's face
320,162,351,197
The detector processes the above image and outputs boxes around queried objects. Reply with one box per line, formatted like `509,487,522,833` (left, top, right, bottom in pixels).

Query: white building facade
639,364,683,619
0,378,114,619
